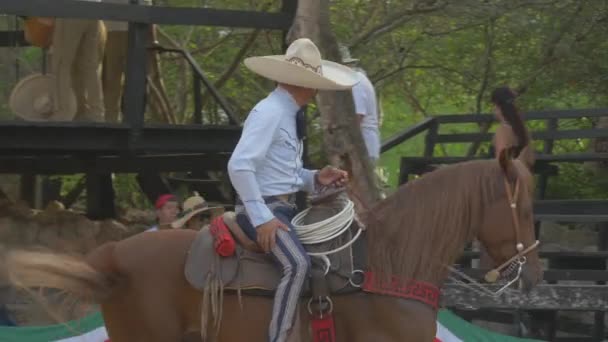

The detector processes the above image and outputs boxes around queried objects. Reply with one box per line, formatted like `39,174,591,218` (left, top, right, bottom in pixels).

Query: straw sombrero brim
171,205,224,229
244,56,359,90
9,73,76,121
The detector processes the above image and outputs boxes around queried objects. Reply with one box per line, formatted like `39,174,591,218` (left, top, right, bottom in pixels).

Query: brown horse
1,154,542,342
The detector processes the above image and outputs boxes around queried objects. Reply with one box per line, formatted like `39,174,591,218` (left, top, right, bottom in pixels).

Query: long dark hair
491,86,529,156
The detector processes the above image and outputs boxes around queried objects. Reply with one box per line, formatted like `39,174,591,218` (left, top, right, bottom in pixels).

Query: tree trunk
287,0,381,215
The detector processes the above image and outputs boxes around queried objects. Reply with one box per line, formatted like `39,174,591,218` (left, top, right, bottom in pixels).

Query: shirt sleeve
227,107,281,227
352,82,369,116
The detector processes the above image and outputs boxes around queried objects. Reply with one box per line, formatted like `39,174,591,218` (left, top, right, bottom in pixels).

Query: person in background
490,86,534,168
170,192,223,231
146,194,179,231
341,48,381,166
51,0,106,122
100,0,154,123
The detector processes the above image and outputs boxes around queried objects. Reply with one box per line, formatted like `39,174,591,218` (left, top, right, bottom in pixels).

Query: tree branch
467,19,496,157
199,29,261,113
515,1,587,95
348,0,450,50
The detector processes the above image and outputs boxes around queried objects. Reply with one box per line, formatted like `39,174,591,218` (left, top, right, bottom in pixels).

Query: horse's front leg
333,294,437,342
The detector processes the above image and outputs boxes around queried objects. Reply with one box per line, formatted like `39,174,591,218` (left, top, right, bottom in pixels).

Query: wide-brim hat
342,58,360,65
244,38,359,91
171,192,224,229
338,44,359,65
9,73,76,121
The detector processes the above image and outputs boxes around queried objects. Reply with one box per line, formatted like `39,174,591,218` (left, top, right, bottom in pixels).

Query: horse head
476,149,543,293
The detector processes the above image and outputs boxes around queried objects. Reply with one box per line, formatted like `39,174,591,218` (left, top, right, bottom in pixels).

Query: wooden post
123,10,149,150
86,160,116,220
19,173,36,208
593,224,608,341
529,117,559,339
193,72,202,124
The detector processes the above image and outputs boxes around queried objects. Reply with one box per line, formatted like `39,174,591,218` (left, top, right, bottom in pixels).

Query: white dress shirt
228,87,317,227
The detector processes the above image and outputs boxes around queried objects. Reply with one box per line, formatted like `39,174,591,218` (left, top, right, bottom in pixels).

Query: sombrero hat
9,73,76,121
339,44,359,65
171,192,224,229
244,38,359,90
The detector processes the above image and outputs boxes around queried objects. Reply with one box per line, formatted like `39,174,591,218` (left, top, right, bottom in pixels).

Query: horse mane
365,159,517,284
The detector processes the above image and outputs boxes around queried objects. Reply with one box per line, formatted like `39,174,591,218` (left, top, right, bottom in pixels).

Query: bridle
446,173,540,297
481,176,540,295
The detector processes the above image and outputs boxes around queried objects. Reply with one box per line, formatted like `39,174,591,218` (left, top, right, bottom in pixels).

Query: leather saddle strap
352,229,367,272
310,268,331,312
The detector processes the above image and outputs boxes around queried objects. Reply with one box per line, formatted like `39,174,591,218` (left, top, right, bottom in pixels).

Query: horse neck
365,165,493,287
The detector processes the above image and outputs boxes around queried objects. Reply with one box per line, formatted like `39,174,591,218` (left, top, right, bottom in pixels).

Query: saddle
184,195,366,299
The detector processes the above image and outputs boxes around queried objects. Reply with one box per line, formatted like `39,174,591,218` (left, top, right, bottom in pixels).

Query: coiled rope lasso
291,199,361,258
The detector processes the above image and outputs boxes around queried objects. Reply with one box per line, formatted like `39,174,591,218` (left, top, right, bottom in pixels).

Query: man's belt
235,193,296,206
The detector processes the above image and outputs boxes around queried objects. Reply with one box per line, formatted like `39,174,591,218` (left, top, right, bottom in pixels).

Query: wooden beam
461,251,608,260
442,284,608,310
380,117,436,153
436,108,608,124
451,268,608,282
435,129,608,144
0,0,292,30
0,122,240,154
0,30,26,46
400,153,608,165
0,154,231,174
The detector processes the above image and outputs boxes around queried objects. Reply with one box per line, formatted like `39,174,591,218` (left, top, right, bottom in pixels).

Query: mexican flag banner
0,309,542,342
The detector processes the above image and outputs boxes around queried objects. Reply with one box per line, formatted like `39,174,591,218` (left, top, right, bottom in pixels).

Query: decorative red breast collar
361,271,440,310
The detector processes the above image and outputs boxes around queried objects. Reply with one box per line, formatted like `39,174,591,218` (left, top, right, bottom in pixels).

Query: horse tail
2,242,120,312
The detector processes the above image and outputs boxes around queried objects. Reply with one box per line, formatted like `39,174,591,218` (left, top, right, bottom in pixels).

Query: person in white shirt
342,54,381,165
51,0,106,122
101,0,153,123
228,38,357,342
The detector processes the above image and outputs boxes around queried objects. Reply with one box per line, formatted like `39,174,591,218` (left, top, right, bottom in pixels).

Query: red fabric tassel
209,216,236,257
311,314,336,342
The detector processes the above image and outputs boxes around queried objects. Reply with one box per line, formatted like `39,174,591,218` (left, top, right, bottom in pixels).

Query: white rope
290,198,362,270
291,199,355,245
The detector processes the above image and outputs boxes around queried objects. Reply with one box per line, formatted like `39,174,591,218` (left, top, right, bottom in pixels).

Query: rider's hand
316,166,349,187
256,218,289,253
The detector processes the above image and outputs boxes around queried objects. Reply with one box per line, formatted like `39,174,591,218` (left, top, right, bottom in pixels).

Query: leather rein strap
484,177,540,283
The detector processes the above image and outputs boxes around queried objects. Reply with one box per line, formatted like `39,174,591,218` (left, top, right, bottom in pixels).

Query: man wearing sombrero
171,192,223,230
227,38,359,342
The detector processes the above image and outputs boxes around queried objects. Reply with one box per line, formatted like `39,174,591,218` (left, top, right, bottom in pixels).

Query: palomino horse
2,153,542,342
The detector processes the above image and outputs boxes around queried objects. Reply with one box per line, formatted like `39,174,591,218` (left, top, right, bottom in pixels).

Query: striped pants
237,203,311,342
